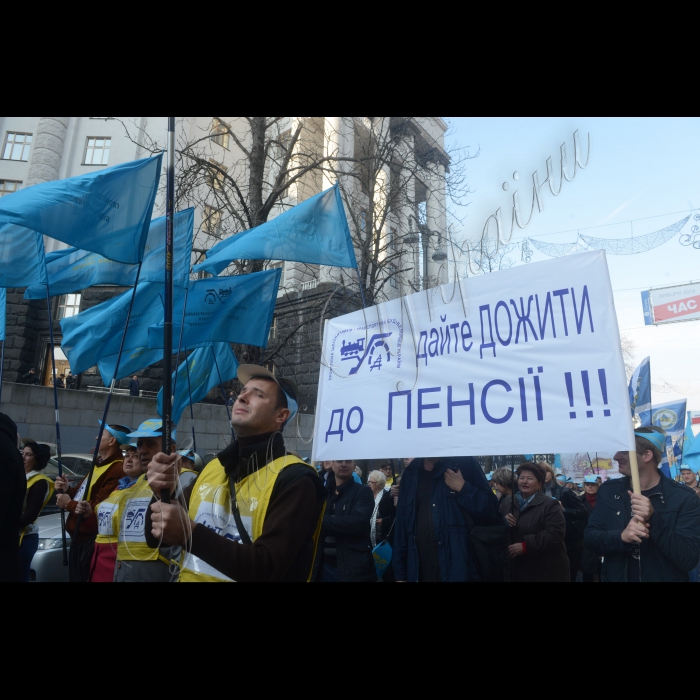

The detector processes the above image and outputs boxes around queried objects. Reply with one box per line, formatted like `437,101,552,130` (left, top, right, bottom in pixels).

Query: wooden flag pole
629,447,642,496
161,117,176,503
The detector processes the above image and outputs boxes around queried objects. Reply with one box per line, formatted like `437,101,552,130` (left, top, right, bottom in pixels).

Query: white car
30,513,71,583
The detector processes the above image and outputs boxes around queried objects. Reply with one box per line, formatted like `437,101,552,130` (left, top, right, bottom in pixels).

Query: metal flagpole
161,117,176,503
211,346,235,441
184,351,197,454
71,264,143,539
45,285,68,566
0,339,4,404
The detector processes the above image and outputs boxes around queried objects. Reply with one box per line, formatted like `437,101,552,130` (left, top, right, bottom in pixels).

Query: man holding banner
585,427,700,583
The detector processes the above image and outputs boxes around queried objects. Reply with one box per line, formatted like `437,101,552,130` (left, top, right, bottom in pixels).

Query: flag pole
211,346,235,441
71,263,143,540
45,285,68,566
161,117,176,502
184,351,197,454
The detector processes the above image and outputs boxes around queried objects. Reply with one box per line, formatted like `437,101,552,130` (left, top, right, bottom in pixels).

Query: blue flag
24,208,194,300
61,282,186,375
148,269,282,351
0,224,48,287
157,343,239,425
97,346,164,385
193,184,357,276
684,413,700,473
0,289,5,342
0,155,162,264
629,357,651,422
645,399,687,479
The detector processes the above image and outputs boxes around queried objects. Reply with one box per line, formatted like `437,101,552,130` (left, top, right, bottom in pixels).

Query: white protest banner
312,250,636,461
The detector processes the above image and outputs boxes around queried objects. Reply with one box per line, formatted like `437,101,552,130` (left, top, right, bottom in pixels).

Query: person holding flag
146,366,327,583
585,427,700,583
55,423,129,583
680,466,700,497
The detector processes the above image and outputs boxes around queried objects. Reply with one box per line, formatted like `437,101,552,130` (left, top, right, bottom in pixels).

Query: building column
426,163,447,284
25,117,70,187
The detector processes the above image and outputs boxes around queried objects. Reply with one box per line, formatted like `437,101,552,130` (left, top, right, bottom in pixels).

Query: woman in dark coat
500,462,570,583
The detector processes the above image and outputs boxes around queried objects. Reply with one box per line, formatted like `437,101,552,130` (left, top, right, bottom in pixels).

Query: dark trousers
319,562,338,583
69,538,95,583
19,534,39,583
567,545,583,584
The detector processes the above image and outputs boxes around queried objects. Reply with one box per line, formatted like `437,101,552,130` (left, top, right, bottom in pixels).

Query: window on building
204,205,223,237
209,159,227,191
269,316,278,342
2,132,32,161
211,118,230,149
388,227,397,251
269,262,286,288
57,294,82,320
0,180,22,197
389,263,398,288
83,138,111,166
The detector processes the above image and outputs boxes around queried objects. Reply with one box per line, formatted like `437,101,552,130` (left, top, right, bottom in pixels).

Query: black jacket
560,488,589,547
321,480,376,582
376,490,396,543
129,380,140,397
584,473,700,582
0,414,26,582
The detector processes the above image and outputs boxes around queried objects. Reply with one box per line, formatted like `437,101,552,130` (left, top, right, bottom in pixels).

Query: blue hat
584,475,599,484
681,464,698,475
128,419,177,440
634,430,666,453
237,365,299,427
99,421,132,447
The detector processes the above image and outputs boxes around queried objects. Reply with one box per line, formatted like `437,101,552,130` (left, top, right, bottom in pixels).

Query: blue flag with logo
61,282,186,375
148,269,282,351
645,398,687,479
193,184,357,276
629,357,651,421
684,412,700,473
0,224,48,287
0,289,5,342
24,208,194,300
0,155,162,264
157,343,239,425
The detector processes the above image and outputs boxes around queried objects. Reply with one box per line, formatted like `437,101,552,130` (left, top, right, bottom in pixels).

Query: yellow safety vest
94,480,139,547
180,456,323,583
20,474,55,544
113,475,165,563
73,459,121,503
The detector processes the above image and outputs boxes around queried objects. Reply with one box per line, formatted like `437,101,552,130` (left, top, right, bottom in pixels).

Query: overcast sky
444,117,700,414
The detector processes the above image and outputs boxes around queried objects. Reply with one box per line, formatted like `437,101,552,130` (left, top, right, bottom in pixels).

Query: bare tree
620,333,637,378
117,117,475,401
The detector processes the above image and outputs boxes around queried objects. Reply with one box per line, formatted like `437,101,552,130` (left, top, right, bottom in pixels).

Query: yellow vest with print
180,456,323,583
114,475,163,563
73,459,121,503
94,479,140,546
20,474,55,544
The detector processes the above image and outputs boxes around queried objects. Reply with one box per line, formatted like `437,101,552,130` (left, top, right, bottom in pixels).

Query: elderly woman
18,443,54,582
492,468,515,502
368,470,396,548
500,462,570,583
87,443,144,583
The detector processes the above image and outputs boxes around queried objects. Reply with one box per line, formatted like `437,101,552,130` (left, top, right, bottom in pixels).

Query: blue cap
99,421,132,447
681,464,698,474
128,419,177,440
566,477,574,484
584,475,599,484
237,365,299,427
634,430,666,453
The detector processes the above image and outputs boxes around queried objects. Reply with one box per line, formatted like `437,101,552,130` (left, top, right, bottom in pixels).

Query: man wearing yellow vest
147,366,326,582
19,443,55,582
56,422,129,583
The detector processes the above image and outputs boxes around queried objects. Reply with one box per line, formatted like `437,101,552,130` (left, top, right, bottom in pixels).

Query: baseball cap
99,421,132,447
237,365,299,425
584,475,599,484
128,419,177,440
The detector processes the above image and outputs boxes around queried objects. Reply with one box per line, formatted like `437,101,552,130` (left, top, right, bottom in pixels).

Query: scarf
585,492,597,509
371,491,383,548
516,492,537,512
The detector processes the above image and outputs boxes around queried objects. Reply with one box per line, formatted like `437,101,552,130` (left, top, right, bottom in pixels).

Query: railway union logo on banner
327,318,403,385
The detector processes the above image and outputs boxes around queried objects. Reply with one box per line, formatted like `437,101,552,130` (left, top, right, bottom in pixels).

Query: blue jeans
19,534,39,583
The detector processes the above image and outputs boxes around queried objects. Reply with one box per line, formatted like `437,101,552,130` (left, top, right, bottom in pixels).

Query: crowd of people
2,364,700,583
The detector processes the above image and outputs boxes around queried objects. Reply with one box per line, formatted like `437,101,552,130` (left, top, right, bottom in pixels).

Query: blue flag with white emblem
684,413,700,473
0,155,162,264
629,357,651,422
61,282,186,375
0,224,48,287
24,208,194,300
157,343,239,425
97,346,164,385
147,269,282,351
193,184,357,276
